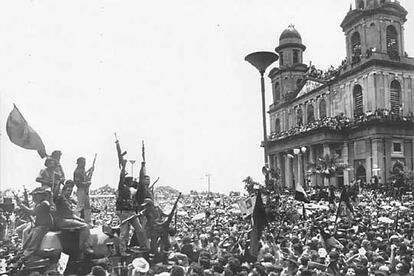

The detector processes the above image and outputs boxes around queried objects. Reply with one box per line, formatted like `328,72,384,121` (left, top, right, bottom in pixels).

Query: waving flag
6,104,47,158
249,190,268,257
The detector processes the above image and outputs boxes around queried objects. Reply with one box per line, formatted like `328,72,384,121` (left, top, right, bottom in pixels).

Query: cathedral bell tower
269,25,307,106
341,0,408,64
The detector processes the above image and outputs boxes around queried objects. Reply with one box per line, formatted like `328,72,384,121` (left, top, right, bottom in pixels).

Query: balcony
268,109,414,143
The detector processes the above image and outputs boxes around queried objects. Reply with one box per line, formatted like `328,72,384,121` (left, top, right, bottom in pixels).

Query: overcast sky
0,0,413,194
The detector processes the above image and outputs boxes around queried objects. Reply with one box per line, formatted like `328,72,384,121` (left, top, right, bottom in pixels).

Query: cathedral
266,0,414,188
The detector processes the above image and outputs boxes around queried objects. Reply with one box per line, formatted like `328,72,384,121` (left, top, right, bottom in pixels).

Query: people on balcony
269,108,414,141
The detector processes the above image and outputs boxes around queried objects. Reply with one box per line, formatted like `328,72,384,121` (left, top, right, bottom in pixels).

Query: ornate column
323,143,330,187
285,154,292,189
343,142,350,185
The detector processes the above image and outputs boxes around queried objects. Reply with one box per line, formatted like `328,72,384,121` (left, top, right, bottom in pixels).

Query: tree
390,160,414,189
243,176,260,195
308,153,348,187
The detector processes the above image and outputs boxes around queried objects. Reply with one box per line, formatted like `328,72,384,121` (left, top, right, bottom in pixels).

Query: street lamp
245,51,279,167
129,160,136,178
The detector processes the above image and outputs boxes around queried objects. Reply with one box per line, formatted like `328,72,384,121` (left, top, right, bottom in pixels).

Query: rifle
86,153,98,181
114,133,127,169
149,177,160,191
158,193,182,230
141,140,145,163
23,186,30,207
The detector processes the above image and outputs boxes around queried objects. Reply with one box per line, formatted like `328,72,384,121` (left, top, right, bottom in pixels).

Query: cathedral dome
279,25,302,44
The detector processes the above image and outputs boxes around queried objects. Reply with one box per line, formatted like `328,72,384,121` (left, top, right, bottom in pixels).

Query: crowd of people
1,177,414,276
269,108,414,142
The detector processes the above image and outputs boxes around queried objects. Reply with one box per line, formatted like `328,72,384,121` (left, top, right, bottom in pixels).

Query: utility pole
205,173,211,198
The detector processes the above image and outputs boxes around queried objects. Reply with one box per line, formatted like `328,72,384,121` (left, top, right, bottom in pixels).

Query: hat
132,257,150,273
30,187,51,195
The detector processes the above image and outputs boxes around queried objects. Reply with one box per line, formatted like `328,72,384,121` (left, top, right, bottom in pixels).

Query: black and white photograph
0,0,414,275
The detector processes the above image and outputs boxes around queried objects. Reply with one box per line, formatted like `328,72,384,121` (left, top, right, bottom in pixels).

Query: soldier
15,187,54,262
51,150,65,182
54,180,93,255
73,157,92,224
116,162,149,255
36,157,62,190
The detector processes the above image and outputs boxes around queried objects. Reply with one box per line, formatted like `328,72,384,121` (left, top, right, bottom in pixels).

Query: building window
358,0,365,9
307,104,315,122
280,52,284,66
296,79,302,89
386,25,399,60
390,80,401,114
274,82,280,104
393,142,402,153
319,99,327,118
353,85,363,117
351,32,362,63
297,108,303,126
275,118,281,133
293,50,299,64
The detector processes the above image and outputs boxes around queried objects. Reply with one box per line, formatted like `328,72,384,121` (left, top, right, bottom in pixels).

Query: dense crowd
269,109,414,141
2,182,414,276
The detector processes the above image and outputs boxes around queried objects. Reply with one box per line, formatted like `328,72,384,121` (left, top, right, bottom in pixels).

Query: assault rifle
114,133,127,169
86,153,97,181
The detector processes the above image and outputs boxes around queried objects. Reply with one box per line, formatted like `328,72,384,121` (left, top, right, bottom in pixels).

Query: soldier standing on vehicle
74,157,92,224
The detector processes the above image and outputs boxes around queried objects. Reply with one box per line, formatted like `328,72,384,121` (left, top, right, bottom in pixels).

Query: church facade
266,0,414,188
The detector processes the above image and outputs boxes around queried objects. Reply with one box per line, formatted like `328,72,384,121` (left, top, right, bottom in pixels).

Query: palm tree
308,153,349,187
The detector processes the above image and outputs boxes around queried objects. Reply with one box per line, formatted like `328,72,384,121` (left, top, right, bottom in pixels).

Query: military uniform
20,188,54,260
73,166,91,223
116,173,149,254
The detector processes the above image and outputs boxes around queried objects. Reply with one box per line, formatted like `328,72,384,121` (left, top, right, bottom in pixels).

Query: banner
238,196,256,218
6,104,46,158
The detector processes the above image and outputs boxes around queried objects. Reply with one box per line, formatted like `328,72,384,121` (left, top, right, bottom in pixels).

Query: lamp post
129,160,136,178
245,51,279,167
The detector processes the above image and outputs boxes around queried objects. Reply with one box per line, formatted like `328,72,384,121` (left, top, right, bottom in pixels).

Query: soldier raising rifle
114,133,149,256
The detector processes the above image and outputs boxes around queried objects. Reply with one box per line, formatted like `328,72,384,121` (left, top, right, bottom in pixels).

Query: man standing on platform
74,157,92,224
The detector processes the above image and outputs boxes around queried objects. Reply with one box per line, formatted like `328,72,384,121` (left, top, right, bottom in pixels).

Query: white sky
0,0,413,194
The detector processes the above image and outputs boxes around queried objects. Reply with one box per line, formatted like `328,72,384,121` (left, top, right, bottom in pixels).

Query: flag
6,104,47,158
249,190,268,257
295,181,310,203
335,187,354,223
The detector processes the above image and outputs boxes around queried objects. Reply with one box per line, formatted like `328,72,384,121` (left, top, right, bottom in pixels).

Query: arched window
351,32,362,63
319,99,327,118
390,80,401,113
280,52,284,66
353,85,363,117
307,104,315,122
386,25,399,60
275,118,281,133
358,0,365,9
297,108,303,126
293,50,299,64
296,79,302,89
274,82,280,103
